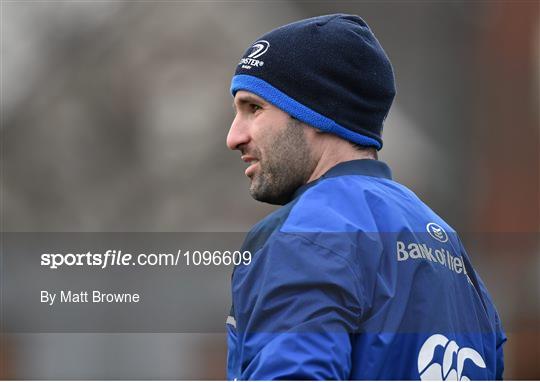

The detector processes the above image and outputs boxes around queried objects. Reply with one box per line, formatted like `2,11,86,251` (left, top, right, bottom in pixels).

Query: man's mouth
241,155,260,177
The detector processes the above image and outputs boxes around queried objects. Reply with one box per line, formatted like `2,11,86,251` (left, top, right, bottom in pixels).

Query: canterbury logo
418,334,486,380
247,40,270,58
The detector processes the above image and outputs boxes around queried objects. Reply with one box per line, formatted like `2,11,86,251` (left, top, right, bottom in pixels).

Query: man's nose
226,115,250,151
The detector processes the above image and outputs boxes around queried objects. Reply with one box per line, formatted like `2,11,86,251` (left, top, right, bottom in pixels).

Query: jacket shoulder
281,174,421,233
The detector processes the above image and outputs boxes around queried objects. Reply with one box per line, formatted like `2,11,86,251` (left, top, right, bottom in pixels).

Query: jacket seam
277,231,367,315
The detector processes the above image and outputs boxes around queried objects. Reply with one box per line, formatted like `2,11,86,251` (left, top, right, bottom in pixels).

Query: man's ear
304,126,326,145
289,116,323,136
310,126,326,135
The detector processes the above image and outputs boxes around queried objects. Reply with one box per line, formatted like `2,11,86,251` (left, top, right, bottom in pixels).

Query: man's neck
306,142,376,183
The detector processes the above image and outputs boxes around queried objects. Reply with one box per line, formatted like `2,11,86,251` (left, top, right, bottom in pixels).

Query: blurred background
1,0,538,379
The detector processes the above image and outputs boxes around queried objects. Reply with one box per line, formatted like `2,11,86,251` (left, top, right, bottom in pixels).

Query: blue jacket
227,159,506,380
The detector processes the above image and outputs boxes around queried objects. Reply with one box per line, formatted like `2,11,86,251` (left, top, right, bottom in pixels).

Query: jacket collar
292,159,392,201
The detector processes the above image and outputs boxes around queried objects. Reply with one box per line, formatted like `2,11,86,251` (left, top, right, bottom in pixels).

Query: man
226,14,505,380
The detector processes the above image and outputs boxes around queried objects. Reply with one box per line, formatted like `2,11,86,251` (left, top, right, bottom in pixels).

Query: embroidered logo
239,40,269,70
248,40,270,58
418,334,486,380
427,222,448,243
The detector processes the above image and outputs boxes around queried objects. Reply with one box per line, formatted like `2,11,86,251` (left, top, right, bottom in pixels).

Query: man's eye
250,104,262,112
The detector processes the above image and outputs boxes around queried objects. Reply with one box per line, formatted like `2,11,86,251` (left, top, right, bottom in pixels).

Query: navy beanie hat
231,14,396,150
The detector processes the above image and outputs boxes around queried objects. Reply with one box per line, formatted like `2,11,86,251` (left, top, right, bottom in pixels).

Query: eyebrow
232,94,266,111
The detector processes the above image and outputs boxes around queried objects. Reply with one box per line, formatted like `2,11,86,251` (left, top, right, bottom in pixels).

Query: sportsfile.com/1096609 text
40,249,252,269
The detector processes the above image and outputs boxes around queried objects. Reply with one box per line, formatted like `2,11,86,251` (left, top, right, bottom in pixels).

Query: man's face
227,91,317,205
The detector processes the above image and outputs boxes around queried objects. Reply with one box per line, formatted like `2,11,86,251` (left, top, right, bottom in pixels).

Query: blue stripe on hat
231,74,382,149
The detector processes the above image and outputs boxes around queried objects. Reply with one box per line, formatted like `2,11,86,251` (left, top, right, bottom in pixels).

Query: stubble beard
248,119,317,205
